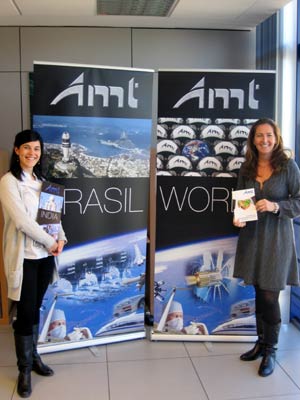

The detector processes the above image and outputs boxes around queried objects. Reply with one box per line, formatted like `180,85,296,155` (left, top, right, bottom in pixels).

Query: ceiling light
96,0,179,17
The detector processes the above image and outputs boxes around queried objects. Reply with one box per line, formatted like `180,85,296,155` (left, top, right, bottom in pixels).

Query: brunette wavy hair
241,118,290,180
9,129,45,181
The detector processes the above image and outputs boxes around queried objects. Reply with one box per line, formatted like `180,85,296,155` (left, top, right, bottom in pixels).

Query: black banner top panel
56,177,149,246
158,71,275,120
33,63,153,119
156,176,238,249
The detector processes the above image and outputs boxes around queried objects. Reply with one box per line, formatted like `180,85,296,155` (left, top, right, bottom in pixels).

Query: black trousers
13,256,55,336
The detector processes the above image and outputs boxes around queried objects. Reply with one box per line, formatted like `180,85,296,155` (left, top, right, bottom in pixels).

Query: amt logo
173,77,259,110
50,73,139,108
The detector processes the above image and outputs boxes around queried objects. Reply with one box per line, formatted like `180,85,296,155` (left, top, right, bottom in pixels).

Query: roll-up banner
152,70,276,342
32,62,154,353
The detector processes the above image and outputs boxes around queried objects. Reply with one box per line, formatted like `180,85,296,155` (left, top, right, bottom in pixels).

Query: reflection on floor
0,323,300,400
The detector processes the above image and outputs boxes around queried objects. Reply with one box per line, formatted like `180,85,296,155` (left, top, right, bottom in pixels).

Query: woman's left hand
57,240,65,254
256,199,275,213
51,240,65,256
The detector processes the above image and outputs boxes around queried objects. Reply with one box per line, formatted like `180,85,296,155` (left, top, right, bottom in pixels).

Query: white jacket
0,172,66,300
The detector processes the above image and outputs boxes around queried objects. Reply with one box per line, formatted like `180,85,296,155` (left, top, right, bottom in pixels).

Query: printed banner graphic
153,70,275,340
33,62,153,350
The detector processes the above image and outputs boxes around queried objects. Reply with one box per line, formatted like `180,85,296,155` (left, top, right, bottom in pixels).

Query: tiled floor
1,323,300,400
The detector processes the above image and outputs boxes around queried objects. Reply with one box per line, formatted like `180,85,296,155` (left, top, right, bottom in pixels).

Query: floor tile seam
219,394,300,400
275,361,300,392
106,355,192,363
185,343,245,357
11,379,17,399
185,348,210,400
189,353,242,359
277,348,300,353
33,360,108,366
106,346,112,400
0,375,18,399
244,392,300,400
203,384,300,400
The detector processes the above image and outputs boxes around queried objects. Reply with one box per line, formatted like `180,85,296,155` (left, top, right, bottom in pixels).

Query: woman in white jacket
0,129,66,398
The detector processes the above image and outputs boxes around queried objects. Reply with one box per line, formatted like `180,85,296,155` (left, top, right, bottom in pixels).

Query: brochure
37,181,64,240
232,188,257,222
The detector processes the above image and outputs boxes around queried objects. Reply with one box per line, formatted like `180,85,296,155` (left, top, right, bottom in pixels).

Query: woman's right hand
233,218,246,228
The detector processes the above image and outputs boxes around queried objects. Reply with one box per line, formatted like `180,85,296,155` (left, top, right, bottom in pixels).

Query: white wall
0,26,256,152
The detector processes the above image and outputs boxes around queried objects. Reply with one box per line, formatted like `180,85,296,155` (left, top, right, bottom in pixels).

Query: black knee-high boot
32,325,54,376
14,334,33,398
258,321,280,377
240,313,264,361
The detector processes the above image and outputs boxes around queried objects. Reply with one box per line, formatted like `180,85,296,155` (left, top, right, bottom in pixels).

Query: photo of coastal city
33,115,152,178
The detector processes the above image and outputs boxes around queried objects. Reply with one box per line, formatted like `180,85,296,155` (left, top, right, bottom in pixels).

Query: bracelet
272,202,279,214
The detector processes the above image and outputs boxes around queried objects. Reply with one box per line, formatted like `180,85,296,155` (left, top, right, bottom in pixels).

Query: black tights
255,285,281,325
13,256,55,336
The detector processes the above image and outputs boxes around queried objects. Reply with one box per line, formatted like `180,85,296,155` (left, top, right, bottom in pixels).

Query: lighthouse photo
62,131,71,162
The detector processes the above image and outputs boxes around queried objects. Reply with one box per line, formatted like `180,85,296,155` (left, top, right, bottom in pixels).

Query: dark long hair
241,118,290,180
10,129,45,181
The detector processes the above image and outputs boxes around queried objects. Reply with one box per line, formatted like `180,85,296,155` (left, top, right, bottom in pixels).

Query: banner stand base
38,330,146,354
150,330,257,343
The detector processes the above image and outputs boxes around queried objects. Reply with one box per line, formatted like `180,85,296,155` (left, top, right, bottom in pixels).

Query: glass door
290,219,300,328
290,0,300,329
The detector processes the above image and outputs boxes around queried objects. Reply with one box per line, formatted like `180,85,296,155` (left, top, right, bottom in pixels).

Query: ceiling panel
0,0,291,30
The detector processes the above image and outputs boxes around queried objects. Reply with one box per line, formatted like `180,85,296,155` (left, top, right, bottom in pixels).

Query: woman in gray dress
233,118,300,377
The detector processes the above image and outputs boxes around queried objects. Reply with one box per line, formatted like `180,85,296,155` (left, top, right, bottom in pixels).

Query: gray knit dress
233,158,300,291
